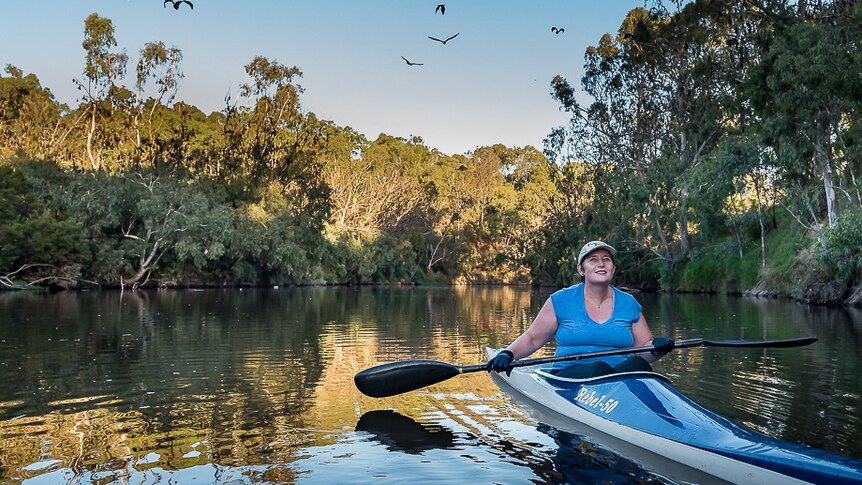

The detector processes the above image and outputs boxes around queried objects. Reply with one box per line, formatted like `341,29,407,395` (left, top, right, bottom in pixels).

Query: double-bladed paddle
354,336,817,398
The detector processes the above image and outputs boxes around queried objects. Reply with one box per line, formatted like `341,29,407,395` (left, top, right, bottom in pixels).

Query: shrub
826,206,862,261
0,166,90,275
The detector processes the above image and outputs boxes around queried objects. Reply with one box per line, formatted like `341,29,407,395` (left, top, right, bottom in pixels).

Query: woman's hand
487,349,514,376
650,337,675,356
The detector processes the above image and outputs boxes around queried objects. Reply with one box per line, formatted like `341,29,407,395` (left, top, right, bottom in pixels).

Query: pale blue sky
1,1,644,155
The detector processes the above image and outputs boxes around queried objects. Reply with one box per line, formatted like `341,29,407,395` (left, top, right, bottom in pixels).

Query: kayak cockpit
535,368,671,385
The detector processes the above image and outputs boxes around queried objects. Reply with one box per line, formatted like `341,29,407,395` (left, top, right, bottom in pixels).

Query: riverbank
5,270,861,308
673,217,862,307
3,202,860,307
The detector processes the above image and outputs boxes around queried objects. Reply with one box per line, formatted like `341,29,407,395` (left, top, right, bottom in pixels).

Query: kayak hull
486,348,862,485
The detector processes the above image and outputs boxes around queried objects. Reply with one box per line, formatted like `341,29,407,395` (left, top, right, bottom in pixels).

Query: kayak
485,348,862,485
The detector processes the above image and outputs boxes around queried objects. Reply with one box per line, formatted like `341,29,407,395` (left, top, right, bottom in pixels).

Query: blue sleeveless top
550,284,642,368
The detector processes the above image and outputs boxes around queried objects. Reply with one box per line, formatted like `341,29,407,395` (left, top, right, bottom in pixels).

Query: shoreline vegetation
2,2,861,306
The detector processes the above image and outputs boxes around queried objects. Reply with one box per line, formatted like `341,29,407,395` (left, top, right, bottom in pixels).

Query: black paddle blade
702,337,817,348
355,359,462,398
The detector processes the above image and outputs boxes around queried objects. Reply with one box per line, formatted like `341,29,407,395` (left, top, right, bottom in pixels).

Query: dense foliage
545,0,862,303
1,1,861,304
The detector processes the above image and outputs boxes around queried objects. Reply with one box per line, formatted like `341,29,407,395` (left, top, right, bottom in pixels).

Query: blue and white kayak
486,348,862,484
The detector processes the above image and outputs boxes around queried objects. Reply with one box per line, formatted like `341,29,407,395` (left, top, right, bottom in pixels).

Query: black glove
651,337,675,356
487,349,514,376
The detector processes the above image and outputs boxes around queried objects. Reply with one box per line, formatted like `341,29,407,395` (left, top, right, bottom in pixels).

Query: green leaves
0,165,89,278
81,13,127,89
826,207,862,260
0,66,65,161
3,7,862,293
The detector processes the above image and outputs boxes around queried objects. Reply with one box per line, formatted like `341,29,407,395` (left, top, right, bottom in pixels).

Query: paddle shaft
461,336,818,373
354,336,817,397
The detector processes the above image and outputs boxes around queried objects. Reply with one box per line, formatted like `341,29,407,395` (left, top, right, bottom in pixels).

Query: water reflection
355,405,669,484
355,410,457,454
1,288,861,483
536,424,670,484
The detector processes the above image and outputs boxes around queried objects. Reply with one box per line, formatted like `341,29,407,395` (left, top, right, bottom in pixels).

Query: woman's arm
630,311,659,363
505,298,559,359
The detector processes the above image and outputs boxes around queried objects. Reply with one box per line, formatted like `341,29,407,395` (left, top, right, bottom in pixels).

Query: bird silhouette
164,0,193,9
551,27,564,34
435,4,445,15
401,56,424,66
428,33,460,45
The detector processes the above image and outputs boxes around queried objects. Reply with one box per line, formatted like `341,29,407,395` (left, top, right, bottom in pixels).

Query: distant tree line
2,1,861,304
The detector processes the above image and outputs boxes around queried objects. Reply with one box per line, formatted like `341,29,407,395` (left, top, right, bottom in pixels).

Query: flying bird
428,33,460,45
401,56,424,66
435,4,445,15
164,0,193,9
551,27,564,34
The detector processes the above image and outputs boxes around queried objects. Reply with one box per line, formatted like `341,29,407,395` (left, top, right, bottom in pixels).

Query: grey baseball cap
577,240,617,266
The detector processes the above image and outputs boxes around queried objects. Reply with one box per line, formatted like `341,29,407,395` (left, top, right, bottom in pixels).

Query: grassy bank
674,210,862,306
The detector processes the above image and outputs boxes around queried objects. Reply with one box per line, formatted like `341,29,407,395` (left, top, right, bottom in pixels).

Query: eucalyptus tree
0,66,75,162
69,15,189,172
450,145,515,279
0,164,89,288
661,0,783,267
150,101,223,175
746,0,862,244
548,8,675,268
482,145,558,282
500,143,569,282
417,145,521,276
57,172,233,288
460,145,510,234
318,123,368,230
74,13,128,171
419,152,473,273
630,1,736,259
222,57,317,186
323,133,430,235
548,1,743,279
714,0,789,266
690,134,776,265
128,41,184,170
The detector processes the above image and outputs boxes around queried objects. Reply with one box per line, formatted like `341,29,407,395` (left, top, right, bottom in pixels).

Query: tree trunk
654,215,672,261
86,107,100,171
814,134,838,227
729,215,744,259
427,229,448,272
753,173,766,267
634,157,673,262
679,177,690,259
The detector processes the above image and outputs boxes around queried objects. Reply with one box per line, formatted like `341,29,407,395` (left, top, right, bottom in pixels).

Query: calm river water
1,287,861,484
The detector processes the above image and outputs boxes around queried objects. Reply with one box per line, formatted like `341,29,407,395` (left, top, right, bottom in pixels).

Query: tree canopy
2,2,861,304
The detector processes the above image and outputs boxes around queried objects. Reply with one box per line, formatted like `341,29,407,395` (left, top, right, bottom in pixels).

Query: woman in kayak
487,240,674,378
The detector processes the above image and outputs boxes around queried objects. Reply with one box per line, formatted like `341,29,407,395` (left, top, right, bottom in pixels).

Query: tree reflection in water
0,287,860,483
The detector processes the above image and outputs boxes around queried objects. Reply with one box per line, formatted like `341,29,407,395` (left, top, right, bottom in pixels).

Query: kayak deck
487,349,862,484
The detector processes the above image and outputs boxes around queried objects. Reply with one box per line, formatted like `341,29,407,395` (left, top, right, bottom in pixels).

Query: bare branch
1,264,97,290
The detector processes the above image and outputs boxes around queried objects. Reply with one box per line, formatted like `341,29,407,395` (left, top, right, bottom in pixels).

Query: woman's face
578,248,615,284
